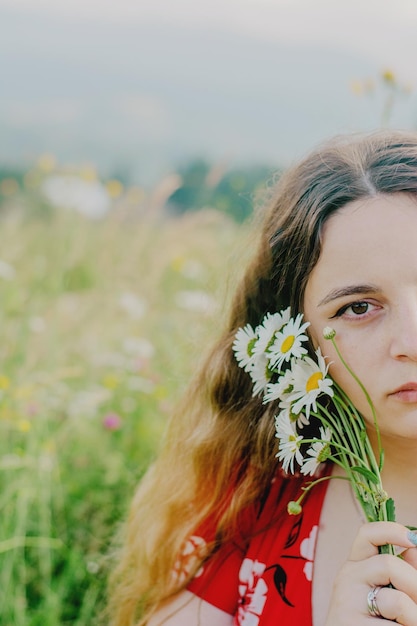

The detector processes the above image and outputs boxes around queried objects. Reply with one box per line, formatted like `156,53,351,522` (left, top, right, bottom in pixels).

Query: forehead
307,193,417,291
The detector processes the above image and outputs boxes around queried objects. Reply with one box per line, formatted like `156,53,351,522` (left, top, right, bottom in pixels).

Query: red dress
186,471,329,625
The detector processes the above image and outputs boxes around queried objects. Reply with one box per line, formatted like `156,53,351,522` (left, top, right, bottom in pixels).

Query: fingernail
407,530,417,546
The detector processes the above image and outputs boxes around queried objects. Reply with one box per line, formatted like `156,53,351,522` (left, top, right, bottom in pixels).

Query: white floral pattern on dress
173,535,206,585
235,558,268,626
299,525,318,582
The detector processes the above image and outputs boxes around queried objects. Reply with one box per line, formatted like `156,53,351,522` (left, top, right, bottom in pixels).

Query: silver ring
367,585,383,617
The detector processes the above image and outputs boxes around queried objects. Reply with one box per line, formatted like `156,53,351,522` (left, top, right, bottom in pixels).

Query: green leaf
386,498,396,522
357,498,376,522
351,466,379,484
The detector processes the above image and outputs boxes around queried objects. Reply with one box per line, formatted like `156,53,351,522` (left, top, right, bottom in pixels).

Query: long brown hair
108,130,417,625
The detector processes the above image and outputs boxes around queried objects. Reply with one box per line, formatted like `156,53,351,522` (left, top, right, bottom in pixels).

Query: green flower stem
331,391,370,464
313,400,360,455
320,400,364,462
310,386,389,525
291,473,350,509
333,387,388,516
338,450,379,521
333,389,376,469
331,400,383,521
329,336,383,469
317,403,372,482
326,335,396,555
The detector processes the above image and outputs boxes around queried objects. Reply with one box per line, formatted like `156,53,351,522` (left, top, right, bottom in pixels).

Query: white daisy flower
253,308,291,359
278,402,310,430
274,410,304,474
249,353,273,396
289,348,334,419
263,368,294,404
301,427,332,476
232,323,258,372
268,313,310,371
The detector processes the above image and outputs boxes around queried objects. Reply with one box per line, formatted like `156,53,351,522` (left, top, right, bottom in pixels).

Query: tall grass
0,205,246,624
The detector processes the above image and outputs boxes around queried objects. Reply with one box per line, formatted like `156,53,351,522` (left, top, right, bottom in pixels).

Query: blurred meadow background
1,0,417,624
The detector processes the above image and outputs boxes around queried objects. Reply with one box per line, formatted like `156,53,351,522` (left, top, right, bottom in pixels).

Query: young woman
109,130,417,625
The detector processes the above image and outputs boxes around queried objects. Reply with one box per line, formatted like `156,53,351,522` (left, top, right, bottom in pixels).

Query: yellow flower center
306,372,323,392
281,335,295,353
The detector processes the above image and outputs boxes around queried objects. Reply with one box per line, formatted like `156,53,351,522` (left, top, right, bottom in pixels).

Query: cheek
323,343,375,419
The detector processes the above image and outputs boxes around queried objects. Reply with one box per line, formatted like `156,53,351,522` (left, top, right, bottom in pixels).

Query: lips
389,383,417,402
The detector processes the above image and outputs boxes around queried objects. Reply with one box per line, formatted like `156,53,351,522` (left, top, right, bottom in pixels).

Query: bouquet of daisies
233,307,395,528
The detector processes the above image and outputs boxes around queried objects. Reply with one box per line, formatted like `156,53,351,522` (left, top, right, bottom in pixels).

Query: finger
361,553,417,605
400,546,417,570
349,522,417,560
367,586,417,625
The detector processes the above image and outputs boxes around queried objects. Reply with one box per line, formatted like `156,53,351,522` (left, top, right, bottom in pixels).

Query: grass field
0,187,249,624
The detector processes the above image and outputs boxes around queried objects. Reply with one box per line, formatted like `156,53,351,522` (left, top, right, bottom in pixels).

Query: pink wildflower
102,412,122,431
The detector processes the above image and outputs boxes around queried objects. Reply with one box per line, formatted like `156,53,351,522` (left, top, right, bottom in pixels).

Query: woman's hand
325,522,417,625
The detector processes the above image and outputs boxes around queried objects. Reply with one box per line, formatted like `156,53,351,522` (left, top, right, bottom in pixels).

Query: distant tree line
166,159,278,222
0,159,280,223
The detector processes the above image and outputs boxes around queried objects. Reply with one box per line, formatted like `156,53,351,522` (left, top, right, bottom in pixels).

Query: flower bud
323,327,336,340
287,500,302,515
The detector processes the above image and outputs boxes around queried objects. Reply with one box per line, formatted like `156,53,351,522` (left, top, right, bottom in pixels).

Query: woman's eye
332,301,374,318
350,302,369,315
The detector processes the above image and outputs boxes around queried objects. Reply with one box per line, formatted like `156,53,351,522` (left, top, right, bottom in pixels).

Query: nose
389,303,417,362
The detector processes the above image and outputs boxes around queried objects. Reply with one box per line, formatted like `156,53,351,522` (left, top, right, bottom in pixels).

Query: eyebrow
317,284,380,307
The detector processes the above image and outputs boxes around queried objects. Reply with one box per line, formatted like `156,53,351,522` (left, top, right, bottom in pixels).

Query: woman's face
303,193,417,444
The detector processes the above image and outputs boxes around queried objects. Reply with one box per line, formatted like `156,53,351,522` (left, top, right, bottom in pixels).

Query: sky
1,0,417,184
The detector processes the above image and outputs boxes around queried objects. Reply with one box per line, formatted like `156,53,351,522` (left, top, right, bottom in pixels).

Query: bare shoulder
146,589,234,626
